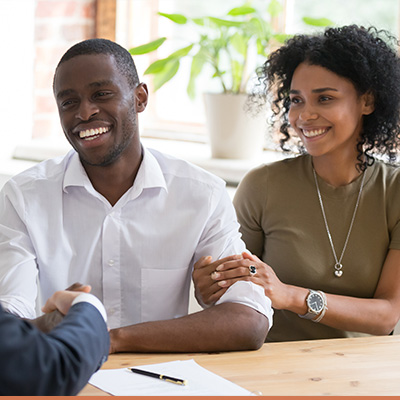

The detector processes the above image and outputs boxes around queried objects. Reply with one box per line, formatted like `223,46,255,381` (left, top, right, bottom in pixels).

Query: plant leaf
153,59,180,91
230,32,248,57
192,17,206,26
231,59,243,93
168,44,194,59
302,17,334,27
187,51,207,99
227,6,256,16
272,33,290,44
267,0,283,18
129,37,167,55
158,12,187,24
144,58,171,75
208,17,243,28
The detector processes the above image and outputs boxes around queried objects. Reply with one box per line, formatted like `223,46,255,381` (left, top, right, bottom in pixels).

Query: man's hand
31,286,92,334
65,282,91,293
42,287,91,315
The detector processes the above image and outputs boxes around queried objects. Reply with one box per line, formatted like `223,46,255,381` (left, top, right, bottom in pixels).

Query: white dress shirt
0,147,272,329
71,292,108,323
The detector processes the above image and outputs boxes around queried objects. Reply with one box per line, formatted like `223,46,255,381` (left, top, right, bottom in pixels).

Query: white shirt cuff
215,281,273,330
71,293,107,323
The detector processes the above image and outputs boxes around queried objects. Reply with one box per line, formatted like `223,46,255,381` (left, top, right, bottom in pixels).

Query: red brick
36,1,78,18
34,69,56,90
81,1,96,18
60,22,95,41
34,94,57,114
35,45,68,69
32,118,61,139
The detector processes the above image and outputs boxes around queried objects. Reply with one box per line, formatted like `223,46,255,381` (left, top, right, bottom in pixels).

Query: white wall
0,0,35,161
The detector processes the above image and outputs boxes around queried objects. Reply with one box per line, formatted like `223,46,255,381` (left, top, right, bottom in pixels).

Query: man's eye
95,91,111,98
61,100,76,109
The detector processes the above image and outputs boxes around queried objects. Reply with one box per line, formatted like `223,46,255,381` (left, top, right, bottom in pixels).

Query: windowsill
7,135,285,189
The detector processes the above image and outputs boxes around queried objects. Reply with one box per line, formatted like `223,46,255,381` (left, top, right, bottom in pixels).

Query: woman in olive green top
193,25,400,341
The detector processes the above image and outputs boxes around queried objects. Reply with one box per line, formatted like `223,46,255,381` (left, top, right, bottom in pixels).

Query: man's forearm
109,303,268,353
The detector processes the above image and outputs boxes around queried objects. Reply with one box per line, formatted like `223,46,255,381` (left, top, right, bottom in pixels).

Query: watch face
307,292,324,313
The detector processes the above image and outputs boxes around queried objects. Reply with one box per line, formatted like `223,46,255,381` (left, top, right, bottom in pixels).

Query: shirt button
108,259,114,266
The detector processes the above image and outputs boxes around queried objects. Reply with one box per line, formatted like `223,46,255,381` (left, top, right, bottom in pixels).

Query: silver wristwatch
299,289,327,321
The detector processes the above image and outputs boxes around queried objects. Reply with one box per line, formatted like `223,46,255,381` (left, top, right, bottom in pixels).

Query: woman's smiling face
288,62,374,159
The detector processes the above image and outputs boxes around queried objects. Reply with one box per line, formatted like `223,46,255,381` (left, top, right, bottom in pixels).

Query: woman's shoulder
371,159,400,182
241,154,310,184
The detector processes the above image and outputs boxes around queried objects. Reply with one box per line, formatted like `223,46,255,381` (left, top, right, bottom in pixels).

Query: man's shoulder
148,147,226,189
5,151,73,191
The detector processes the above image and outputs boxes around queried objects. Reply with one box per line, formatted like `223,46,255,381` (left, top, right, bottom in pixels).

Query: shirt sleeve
215,281,274,330
193,183,246,263
0,181,38,318
72,292,107,323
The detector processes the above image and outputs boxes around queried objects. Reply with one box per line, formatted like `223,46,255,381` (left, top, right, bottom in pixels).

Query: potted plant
129,1,332,159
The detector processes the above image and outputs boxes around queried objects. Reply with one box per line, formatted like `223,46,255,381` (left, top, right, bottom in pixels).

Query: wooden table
80,335,400,396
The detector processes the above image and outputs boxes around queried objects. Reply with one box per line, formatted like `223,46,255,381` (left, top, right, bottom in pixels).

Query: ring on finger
249,265,257,276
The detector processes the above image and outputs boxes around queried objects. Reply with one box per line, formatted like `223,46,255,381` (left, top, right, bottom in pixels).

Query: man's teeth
303,128,327,138
79,127,109,139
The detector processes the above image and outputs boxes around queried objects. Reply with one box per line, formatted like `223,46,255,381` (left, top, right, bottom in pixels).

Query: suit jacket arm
0,302,109,396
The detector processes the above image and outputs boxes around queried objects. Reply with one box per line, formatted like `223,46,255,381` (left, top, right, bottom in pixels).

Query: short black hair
255,25,400,169
54,38,139,90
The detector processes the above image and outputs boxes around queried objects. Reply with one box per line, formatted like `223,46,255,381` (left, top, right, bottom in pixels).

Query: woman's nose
299,105,318,121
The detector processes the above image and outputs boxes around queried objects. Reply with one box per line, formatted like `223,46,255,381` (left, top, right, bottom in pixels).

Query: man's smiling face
53,53,140,167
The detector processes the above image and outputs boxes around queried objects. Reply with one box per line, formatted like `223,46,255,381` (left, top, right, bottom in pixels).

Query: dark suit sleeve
0,302,109,396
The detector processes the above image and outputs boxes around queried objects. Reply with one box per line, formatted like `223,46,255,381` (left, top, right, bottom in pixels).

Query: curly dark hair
256,25,400,169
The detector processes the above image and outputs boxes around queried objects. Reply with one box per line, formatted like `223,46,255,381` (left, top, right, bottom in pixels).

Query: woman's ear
135,83,149,113
362,91,375,115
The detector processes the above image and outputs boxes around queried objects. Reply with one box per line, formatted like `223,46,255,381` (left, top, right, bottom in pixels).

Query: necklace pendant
334,263,343,278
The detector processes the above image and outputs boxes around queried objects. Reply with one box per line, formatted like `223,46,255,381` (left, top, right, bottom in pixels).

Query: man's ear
362,91,375,115
135,83,148,113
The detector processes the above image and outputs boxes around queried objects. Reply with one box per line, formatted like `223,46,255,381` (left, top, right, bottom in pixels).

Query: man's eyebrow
89,80,114,88
56,88,74,100
289,87,339,94
56,80,114,100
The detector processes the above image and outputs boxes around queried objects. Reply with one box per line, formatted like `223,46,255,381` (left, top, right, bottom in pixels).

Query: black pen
129,367,188,386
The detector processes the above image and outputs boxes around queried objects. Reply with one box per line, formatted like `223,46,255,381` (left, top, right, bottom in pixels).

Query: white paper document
89,359,253,396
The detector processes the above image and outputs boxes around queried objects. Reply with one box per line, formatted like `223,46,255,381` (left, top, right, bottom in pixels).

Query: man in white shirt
0,38,272,353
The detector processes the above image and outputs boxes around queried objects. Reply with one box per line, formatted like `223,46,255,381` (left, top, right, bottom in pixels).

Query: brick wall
33,0,96,139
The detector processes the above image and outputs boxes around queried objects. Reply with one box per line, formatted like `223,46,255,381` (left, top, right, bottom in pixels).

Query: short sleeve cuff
215,281,273,329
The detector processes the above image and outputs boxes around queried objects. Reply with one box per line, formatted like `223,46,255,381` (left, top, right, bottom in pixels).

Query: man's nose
75,99,99,121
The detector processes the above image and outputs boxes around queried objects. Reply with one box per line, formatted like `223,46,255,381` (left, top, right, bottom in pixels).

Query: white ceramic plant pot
203,92,266,159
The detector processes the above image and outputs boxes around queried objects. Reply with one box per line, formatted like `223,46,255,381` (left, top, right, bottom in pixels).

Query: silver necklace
313,168,366,278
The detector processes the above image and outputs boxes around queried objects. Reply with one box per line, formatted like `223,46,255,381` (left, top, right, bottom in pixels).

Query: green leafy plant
129,1,333,99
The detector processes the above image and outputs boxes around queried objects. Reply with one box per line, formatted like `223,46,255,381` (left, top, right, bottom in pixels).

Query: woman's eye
289,97,301,105
319,96,332,102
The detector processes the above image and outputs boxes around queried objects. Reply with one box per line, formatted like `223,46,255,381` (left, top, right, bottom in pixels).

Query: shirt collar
62,147,168,198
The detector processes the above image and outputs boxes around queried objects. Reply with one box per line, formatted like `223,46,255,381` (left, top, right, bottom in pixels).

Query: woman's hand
193,255,243,306
206,252,290,310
